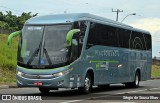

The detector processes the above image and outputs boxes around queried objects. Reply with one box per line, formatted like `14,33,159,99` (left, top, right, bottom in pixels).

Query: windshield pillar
72,21,87,58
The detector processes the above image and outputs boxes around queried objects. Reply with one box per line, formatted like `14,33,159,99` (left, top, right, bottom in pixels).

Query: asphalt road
0,79,160,103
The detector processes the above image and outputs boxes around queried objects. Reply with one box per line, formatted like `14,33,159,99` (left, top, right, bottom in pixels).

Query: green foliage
0,34,18,82
0,11,38,32
152,65,160,78
0,34,18,70
0,67,16,83
0,21,9,29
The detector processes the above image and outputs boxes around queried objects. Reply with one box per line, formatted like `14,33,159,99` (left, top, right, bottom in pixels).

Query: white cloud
130,18,160,57
130,18,160,34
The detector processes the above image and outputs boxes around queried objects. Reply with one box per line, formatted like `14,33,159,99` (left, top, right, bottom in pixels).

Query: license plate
34,82,43,86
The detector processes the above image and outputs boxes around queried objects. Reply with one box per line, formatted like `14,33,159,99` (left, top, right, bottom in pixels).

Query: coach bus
8,13,152,94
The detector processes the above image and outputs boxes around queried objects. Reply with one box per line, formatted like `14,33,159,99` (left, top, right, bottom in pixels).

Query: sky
0,0,160,57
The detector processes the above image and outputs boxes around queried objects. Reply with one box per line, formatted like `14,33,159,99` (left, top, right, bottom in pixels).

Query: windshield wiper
26,44,52,65
43,47,52,65
27,42,42,65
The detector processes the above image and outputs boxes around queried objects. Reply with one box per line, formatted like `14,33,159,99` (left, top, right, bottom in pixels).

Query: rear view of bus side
85,20,152,90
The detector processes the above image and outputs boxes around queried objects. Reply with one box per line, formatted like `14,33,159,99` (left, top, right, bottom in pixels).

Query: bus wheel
39,87,50,94
125,71,140,88
78,74,92,94
132,71,140,88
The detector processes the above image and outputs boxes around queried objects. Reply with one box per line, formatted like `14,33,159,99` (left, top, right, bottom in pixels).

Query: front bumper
16,66,82,88
17,73,71,88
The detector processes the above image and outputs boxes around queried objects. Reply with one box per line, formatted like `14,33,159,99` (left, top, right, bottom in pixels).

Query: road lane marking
116,87,160,94
147,87,160,90
100,102,137,103
116,89,148,94
60,100,84,103
136,92,160,94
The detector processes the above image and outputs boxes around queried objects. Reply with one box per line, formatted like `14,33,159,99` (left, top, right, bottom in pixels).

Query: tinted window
144,34,152,50
130,32,144,50
87,22,151,50
130,32,151,50
87,22,119,47
118,29,130,48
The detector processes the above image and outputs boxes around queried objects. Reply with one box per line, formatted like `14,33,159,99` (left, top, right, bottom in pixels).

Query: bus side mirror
66,29,80,47
8,30,21,47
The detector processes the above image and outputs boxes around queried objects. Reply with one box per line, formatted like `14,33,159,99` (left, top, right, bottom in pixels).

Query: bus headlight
53,72,64,77
53,68,72,78
17,71,24,76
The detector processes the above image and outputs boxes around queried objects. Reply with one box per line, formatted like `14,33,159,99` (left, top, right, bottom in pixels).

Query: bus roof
26,13,150,34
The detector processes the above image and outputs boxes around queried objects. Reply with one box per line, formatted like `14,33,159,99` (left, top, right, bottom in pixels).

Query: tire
125,71,140,88
78,73,92,94
39,87,50,94
132,71,140,88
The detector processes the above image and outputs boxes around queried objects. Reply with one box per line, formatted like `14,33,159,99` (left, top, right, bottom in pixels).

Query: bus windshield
18,24,72,68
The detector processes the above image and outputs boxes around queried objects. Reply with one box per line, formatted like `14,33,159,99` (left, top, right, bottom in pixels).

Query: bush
0,34,18,70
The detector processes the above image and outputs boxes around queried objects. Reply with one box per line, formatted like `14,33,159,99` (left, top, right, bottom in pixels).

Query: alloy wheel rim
135,74,139,86
85,77,90,91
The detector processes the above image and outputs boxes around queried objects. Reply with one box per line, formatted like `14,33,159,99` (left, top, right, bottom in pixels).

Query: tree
0,21,8,29
0,11,38,33
17,12,38,29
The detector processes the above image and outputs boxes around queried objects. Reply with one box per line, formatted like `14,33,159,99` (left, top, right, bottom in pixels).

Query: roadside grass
0,34,18,83
152,65,160,78
0,34,18,69
0,67,16,83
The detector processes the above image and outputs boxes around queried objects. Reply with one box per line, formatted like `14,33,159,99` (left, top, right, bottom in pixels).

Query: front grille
21,73,55,79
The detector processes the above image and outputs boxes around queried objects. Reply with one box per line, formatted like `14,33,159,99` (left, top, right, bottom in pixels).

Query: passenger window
86,22,151,51
87,22,119,48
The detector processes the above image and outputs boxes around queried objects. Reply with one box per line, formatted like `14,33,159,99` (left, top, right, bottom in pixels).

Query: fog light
58,80,64,86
